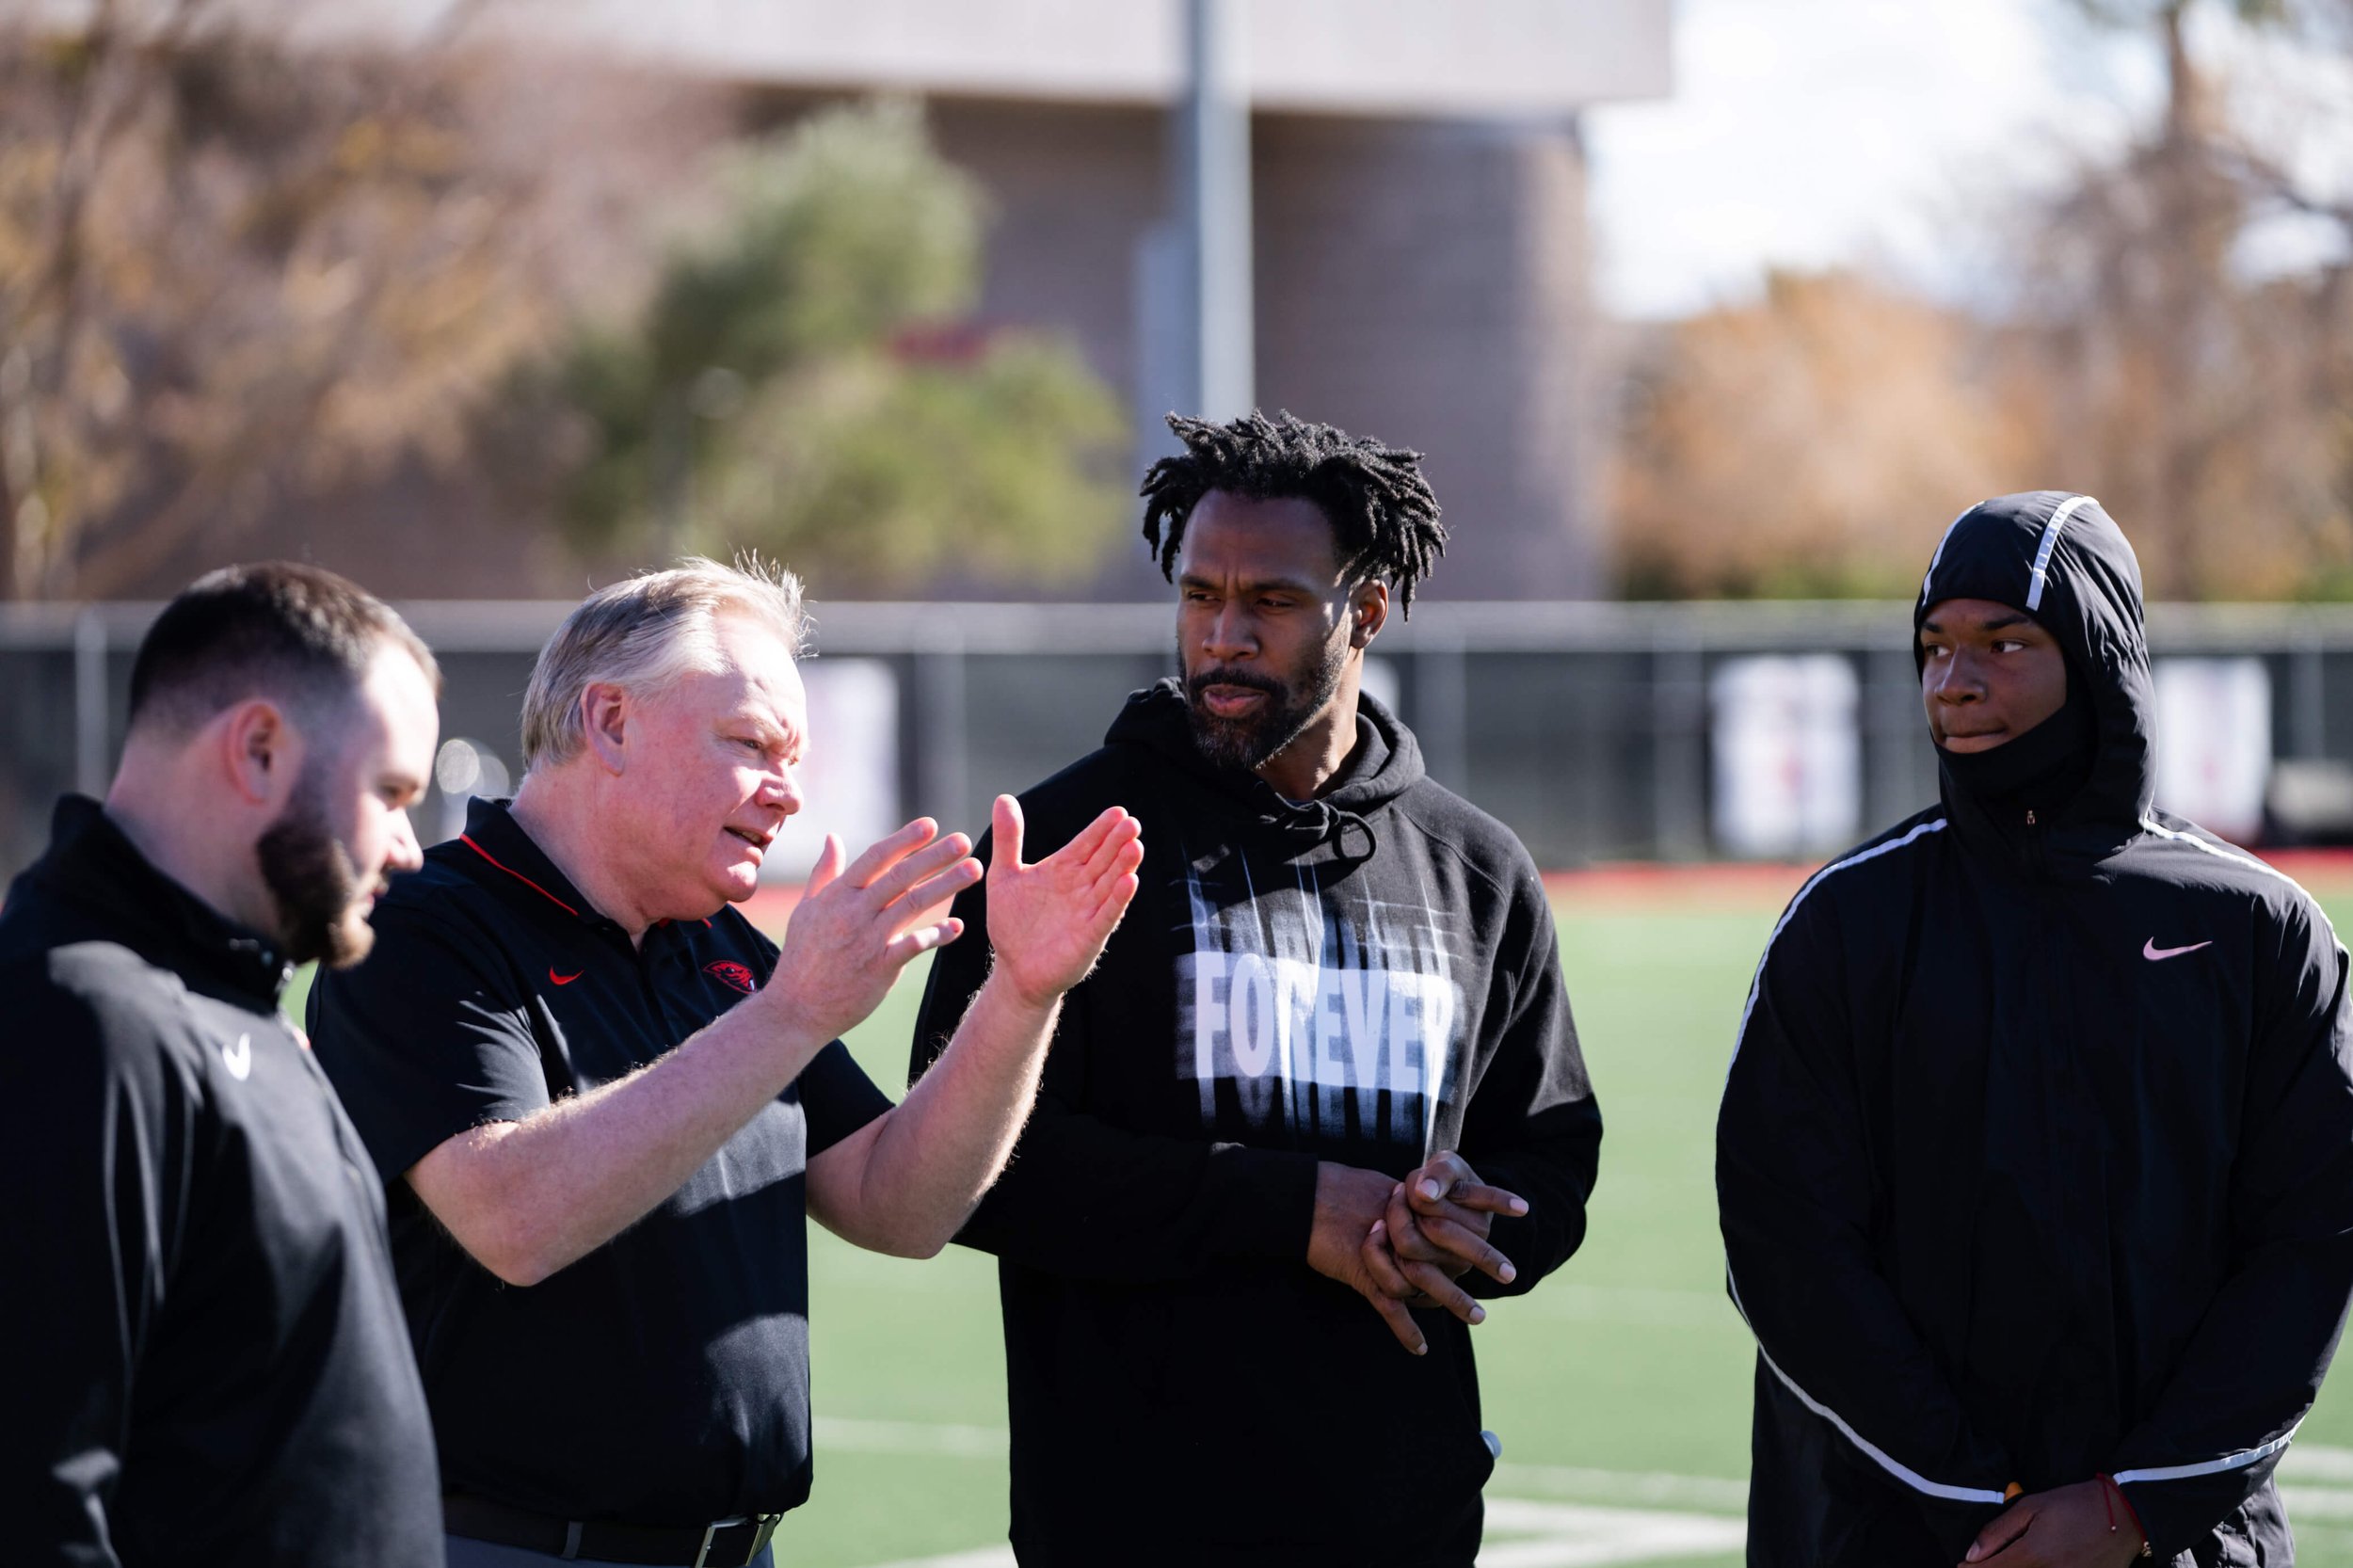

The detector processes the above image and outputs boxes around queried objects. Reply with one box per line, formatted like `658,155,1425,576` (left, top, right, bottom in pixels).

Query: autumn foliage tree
1610,271,2040,598
1999,0,2353,598
1611,0,2353,600
0,0,574,600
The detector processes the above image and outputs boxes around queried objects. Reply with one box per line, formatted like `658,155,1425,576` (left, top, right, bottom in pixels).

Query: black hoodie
0,797,443,1568
910,680,1601,1567
1718,493,2353,1566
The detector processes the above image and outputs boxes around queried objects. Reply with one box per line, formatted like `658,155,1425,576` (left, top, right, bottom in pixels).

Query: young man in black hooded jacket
909,411,1602,1567
1718,492,2353,1567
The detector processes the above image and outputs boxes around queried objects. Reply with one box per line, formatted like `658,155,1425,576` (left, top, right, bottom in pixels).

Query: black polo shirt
0,797,441,1567
308,796,890,1525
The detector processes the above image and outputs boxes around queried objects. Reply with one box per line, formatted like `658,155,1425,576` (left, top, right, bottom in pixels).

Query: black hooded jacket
909,680,1601,1567
1717,493,2353,1565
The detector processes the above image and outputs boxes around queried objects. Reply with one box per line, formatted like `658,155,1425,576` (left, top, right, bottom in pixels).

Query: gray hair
520,556,808,772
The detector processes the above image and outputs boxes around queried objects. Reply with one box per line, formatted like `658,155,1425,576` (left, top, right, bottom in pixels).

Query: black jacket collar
17,794,291,1007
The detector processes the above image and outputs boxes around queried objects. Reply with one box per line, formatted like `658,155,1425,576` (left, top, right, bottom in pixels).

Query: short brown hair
126,562,440,735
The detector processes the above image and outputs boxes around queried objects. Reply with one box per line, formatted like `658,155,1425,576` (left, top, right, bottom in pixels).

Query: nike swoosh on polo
549,968,583,985
2143,938,2214,961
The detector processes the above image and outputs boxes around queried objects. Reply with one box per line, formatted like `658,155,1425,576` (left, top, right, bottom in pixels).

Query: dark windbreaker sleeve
907,823,1321,1281
1456,871,1600,1300
0,978,195,1566
2107,894,2353,1558
1717,882,2013,1556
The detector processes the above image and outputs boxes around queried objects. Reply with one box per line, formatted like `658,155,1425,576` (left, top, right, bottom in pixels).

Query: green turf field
284,893,2353,1564
778,895,2353,1568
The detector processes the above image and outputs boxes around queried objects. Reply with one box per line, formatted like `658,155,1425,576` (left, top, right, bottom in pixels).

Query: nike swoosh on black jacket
0,798,442,1568
1718,492,2353,1565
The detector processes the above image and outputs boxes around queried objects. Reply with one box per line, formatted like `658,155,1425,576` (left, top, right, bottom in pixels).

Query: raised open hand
985,796,1144,1008
766,818,982,1041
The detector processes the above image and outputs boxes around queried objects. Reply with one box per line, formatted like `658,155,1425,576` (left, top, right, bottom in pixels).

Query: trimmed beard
1181,628,1352,777
256,760,375,969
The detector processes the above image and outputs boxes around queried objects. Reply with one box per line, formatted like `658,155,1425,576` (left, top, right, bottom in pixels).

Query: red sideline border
736,848,2353,932
1543,848,2353,910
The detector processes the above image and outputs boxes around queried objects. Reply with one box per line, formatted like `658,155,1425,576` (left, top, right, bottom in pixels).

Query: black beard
256,763,374,969
1181,632,1351,778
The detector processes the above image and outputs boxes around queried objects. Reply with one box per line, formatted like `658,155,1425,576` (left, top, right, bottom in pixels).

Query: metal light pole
1178,0,1253,422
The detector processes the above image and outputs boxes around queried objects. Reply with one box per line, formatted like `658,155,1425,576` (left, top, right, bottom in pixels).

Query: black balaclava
1914,491,2155,864
1936,634,2100,824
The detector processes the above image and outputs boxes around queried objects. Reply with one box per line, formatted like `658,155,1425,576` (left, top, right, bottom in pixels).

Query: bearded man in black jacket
1718,493,2353,1567
909,410,1602,1568
0,563,446,1566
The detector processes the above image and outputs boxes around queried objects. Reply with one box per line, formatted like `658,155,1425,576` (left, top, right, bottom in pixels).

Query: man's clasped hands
1306,1148,1528,1356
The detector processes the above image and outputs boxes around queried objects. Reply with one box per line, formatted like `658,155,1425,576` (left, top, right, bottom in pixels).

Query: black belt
444,1493,783,1567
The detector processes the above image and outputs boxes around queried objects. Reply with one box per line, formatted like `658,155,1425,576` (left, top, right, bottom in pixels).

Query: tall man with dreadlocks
909,410,1602,1567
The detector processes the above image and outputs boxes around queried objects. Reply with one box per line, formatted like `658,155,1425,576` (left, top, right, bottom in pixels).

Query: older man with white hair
310,557,1142,1568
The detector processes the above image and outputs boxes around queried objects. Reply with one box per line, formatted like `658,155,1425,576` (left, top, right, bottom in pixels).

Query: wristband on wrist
2095,1473,2154,1559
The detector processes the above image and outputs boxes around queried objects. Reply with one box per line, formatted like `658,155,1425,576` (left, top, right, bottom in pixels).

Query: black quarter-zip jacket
1718,493,2353,1566
0,796,443,1568
910,682,1601,1567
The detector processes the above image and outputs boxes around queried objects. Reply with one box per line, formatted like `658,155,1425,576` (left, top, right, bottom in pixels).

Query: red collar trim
459,833,582,918
456,836,718,931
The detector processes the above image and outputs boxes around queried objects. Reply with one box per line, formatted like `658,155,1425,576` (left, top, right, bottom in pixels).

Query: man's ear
580,682,631,776
1351,580,1391,649
221,698,298,808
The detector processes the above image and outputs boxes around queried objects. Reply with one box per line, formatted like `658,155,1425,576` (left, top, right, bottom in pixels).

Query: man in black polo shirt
311,557,1143,1568
1,562,445,1566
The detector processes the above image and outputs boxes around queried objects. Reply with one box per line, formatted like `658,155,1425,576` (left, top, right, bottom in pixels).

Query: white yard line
850,1550,1017,1568
847,1504,1746,1568
2283,1443,2353,1483
834,1430,2353,1568
815,1416,1008,1457
2282,1485,2353,1519
1493,1463,1748,1512
823,1416,1750,1568
1481,1500,1748,1567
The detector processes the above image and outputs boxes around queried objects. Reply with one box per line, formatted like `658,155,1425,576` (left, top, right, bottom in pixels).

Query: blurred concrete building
482,0,1671,599
116,0,1668,600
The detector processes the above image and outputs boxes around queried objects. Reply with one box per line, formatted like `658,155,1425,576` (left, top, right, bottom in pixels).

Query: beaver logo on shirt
705,960,758,995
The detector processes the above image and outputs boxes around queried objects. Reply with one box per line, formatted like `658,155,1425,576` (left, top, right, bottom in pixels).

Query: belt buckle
694,1513,777,1568
694,1509,782,1568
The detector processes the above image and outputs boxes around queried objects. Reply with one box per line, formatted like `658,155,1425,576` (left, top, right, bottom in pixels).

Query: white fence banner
2153,657,2272,845
1710,655,1861,859
770,658,903,880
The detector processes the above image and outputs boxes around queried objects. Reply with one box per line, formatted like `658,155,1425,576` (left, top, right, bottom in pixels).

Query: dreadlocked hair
1139,409,1448,616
